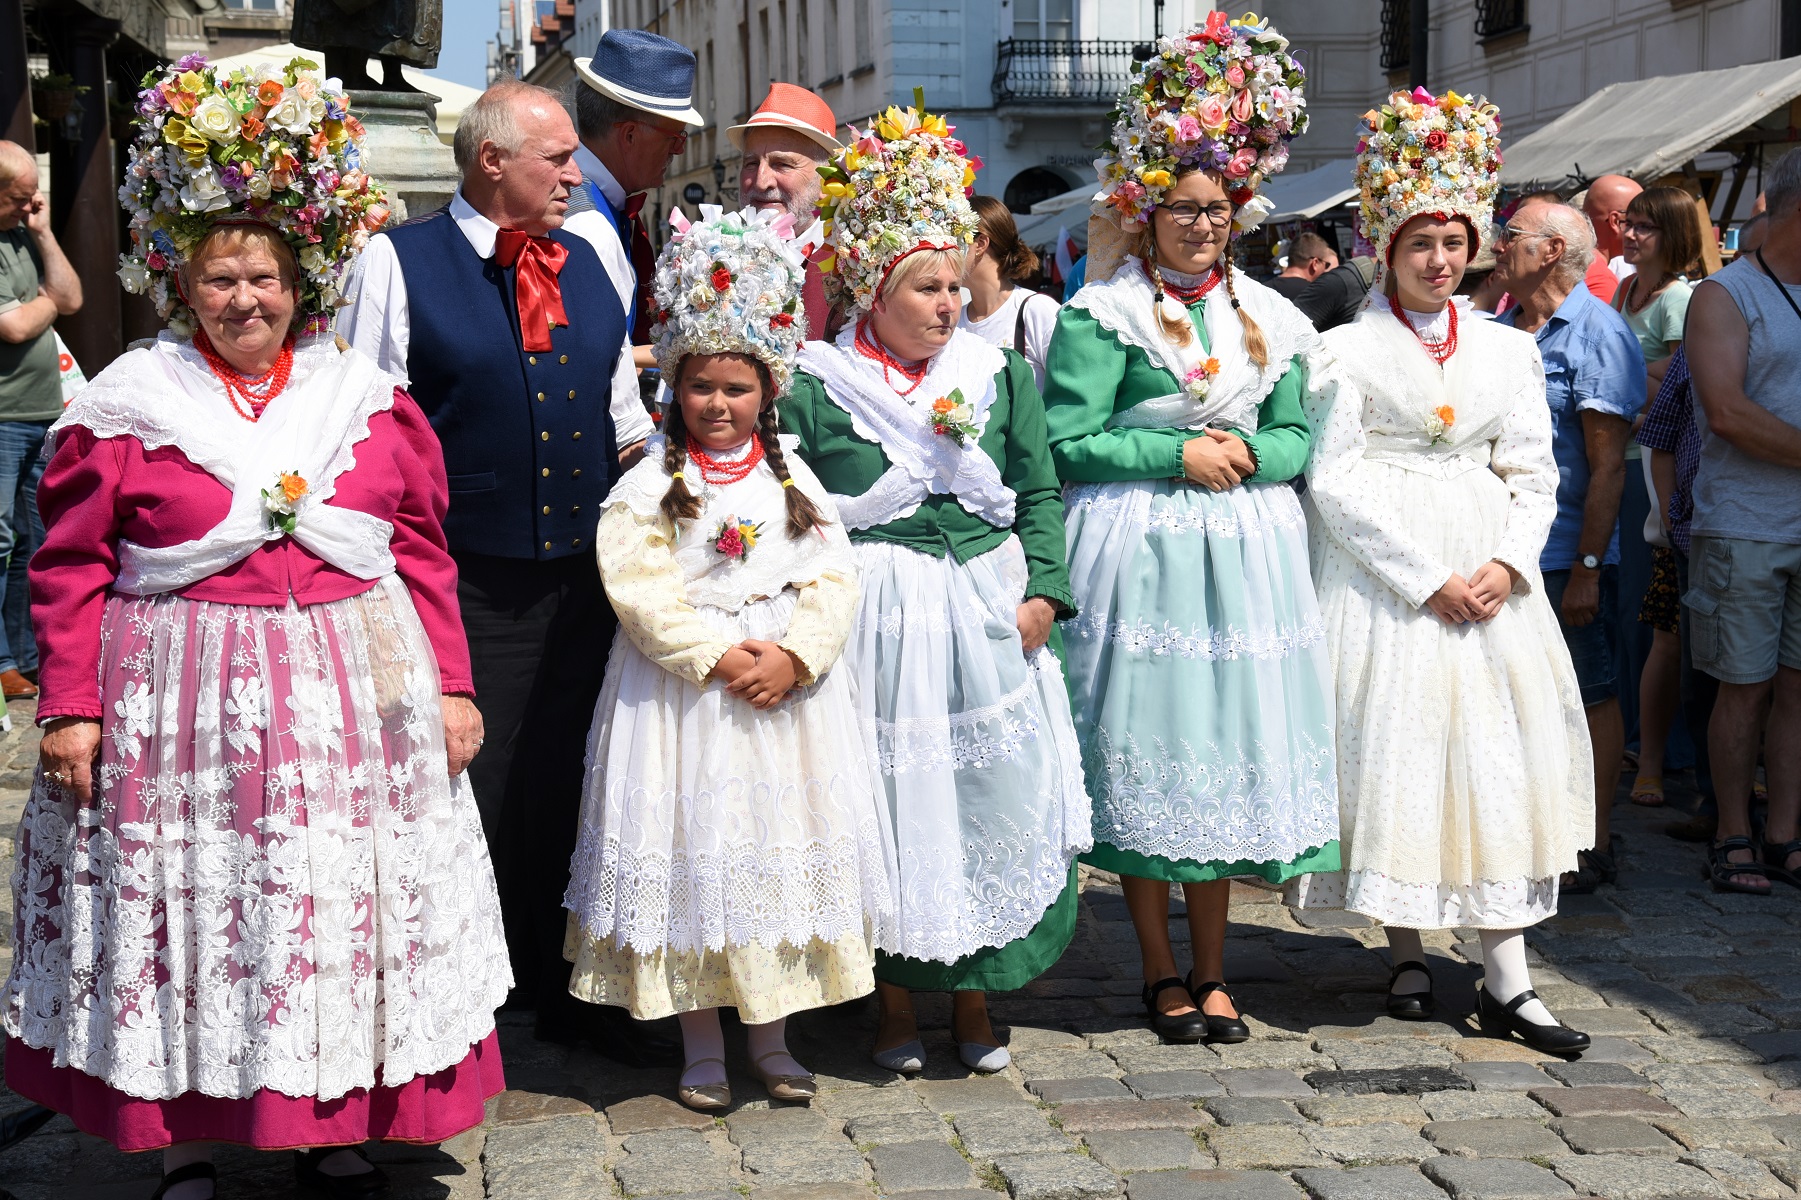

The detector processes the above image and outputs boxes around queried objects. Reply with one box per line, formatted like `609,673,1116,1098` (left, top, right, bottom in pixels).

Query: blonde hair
879,246,968,301
1137,216,1269,369
186,222,299,283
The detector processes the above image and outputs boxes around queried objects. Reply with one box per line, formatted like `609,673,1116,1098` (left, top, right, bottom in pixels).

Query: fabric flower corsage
930,389,980,445
1426,405,1455,445
263,470,308,533
713,516,762,560
1182,358,1222,400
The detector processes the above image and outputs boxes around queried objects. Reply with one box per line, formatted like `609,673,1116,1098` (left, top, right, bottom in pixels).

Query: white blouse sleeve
1302,353,1455,609
1022,292,1061,393
336,233,410,378
1486,343,1560,593
595,502,735,686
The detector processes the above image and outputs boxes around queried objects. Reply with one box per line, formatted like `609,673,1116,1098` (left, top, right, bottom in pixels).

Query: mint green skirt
1084,839,1340,884
875,865,1079,992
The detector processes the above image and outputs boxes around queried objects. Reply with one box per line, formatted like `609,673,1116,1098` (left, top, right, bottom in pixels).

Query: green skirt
875,865,1079,992
1083,839,1340,884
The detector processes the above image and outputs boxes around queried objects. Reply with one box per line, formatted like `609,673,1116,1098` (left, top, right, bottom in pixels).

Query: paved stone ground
3,694,1801,1200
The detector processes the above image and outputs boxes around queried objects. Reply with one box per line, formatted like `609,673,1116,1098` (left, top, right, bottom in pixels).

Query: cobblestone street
3,699,1800,1200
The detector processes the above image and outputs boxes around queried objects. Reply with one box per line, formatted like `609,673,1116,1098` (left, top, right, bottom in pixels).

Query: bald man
0,140,80,701
1581,174,1643,303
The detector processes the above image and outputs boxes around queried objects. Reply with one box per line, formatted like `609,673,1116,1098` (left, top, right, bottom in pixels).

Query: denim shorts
1541,564,1619,706
1684,534,1801,685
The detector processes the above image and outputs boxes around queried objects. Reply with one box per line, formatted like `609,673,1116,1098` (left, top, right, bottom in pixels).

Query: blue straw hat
574,29,704,128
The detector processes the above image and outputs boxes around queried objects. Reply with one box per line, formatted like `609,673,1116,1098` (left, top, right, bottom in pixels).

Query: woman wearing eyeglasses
1042,15,1341,1045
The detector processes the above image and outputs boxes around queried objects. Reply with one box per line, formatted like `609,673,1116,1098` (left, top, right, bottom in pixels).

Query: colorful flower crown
650,205,810,398
117,53,392,334
1355,87,1503,261
815,89,982,312
1094,12,1307,234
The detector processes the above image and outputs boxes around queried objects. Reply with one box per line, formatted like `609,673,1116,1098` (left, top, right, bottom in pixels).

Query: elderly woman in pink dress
2,58,508,1200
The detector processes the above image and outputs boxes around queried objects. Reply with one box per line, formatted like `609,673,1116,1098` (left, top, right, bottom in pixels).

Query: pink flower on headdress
1225,148,1259,180
1225,65,1246,88
1231,89,1254,123
1409,86,1435,106
1197,95,1228,131
1175,114,1203,144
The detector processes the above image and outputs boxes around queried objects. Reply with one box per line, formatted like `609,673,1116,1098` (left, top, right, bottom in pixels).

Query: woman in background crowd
960,194,1061,389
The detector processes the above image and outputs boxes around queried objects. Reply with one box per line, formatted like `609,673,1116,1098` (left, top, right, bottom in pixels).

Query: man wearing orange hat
728,83,841,339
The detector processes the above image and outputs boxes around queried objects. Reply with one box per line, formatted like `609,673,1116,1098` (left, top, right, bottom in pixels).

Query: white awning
1260,158,1358,224
204,43,481,143
1028,185,1095,215
1501,57,1801,188
1012,206,1088,252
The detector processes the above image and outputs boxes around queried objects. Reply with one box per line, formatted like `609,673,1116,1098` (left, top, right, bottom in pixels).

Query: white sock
162,1143,215,1200
746,1015,806,1077
1384,927,1431,996
313,1148,374,1177
1479,929,1556,1025
678,1008,727,1087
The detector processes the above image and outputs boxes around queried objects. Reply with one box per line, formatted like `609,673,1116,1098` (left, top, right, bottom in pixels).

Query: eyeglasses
1621,220,1660,237
1499,223,1551,243
633,119,689,152
1156,201,1235,227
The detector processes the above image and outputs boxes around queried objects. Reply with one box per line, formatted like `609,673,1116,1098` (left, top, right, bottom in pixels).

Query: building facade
1264,0,1795,172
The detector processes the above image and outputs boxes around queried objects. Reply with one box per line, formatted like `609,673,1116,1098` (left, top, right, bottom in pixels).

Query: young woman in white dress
1288,89,1594,1055
959,195,1060,390
563,207,895,1109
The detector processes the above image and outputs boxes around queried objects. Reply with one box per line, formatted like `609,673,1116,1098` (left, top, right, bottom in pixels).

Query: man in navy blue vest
341,79,679,1067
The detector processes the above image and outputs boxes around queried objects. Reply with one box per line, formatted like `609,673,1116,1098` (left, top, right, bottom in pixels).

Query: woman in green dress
1042,14,1342,1044
781,96,1090,1075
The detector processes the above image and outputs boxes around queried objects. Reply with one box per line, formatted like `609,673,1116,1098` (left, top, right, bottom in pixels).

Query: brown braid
658,403,704,525
1136,227,1195,348
1222,260,1269,370
755,397,830,539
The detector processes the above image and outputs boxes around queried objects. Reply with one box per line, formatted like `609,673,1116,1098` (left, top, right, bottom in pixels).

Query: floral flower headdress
650,205,810,398
1094,11,1307,235
117,53,392,335
815,88,982,312
1355,86,1503,262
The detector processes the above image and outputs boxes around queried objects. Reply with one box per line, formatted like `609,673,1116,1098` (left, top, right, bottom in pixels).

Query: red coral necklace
687,437,765,485
1147,262,1222,305
1388,294,1459,365
855,318,929,396
195,329,296,422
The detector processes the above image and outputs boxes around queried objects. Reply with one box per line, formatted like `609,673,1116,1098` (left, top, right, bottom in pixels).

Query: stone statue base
348,88,457,222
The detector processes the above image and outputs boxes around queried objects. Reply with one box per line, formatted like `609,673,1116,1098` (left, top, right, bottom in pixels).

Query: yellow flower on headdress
875,108,908,140
920,113,949,137
1141,169,1174,188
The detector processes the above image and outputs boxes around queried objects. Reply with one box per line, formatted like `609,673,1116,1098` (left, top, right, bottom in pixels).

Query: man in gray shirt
0,140,81,701
1685,146,1801,895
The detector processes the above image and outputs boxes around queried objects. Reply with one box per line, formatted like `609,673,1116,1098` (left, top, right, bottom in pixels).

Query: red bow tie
493,228,570,352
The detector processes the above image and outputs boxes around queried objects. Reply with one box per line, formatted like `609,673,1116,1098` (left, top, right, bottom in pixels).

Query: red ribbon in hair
493,228,571,352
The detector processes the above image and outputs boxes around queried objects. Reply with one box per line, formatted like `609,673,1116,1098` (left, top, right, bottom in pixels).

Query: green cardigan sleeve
1242,355,1313,484
996,350,1076,615
1043,305,1196,483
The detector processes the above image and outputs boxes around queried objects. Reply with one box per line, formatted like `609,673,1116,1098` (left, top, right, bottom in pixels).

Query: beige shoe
676,1057,731,1111
753,1050,817,1103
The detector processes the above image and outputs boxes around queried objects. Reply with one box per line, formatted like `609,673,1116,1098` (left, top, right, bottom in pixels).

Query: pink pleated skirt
4,1031,504,1152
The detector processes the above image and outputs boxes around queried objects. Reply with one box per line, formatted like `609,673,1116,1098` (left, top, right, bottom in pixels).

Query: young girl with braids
1042,14,1346,1045
563,207,894,1112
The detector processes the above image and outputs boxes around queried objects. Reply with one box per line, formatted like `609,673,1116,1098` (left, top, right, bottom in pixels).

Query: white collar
449,188,501,259
574,143,630,211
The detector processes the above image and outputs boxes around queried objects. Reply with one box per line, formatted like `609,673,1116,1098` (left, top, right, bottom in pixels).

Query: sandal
1561,847,1617,894
1762,837,1801,890
1630,775,1665,806
1708,836,1770,894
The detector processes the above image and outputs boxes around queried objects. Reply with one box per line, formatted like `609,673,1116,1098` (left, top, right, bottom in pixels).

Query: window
823,0,841,78
1475,0,1528,39
853,0,871,68
759,8,771,84
223,0,279,10
779,1,789,80
798,0,810,85
1379,0,1411,73
1012,0,1073,40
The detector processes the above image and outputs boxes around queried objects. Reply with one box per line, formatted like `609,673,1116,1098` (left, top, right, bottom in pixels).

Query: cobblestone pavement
3,696,1800,1200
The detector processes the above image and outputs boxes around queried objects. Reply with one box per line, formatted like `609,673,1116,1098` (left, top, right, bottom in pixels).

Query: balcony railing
991,39,1141,106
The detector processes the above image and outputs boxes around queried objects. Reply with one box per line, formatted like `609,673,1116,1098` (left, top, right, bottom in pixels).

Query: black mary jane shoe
1142,976,1208,1043
295,1147,391,1197
1187,974,1251,1044
150,1162,217,1200
1476,986,1591,1057
1386,959,1436,1021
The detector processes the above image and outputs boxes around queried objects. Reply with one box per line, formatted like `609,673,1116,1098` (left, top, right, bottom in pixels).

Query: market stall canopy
204,42,478,145
1261,158,1359,224
1014,200,1093,252
1029,186,1094,215
1502,57,1801,189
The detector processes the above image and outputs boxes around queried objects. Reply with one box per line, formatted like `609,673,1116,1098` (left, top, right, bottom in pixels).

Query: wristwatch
1580,554,1601,570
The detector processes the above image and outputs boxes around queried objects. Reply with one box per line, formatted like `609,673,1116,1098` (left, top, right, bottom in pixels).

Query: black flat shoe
1386,959,1436,1021
1187,975,1251,1044
295,1147,390,1197
1142,976,1208,1043
1476,986,1590,1057
151,1162,216,1200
